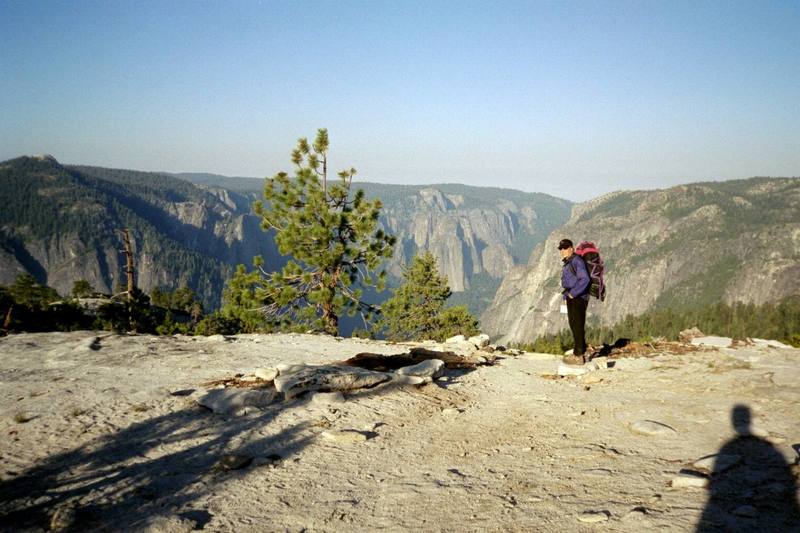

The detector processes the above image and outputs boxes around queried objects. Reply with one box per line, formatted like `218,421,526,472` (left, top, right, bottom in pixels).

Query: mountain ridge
482,176,800,344
0,156,570,322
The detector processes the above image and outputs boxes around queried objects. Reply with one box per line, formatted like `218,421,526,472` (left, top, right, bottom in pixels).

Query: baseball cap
557,239,573,250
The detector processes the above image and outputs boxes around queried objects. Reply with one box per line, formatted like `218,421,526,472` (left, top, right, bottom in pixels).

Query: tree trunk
321,302,338,336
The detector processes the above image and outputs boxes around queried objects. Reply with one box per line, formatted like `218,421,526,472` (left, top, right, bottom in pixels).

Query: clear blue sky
1,0,798,200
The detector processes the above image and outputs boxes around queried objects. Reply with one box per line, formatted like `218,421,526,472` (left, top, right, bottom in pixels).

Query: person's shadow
697,404,800,531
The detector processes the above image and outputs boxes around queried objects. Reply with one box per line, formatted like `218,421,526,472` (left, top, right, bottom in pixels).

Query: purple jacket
562,254,590,300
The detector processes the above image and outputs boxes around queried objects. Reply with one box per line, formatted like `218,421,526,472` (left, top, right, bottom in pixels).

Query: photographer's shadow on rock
697,404,800,532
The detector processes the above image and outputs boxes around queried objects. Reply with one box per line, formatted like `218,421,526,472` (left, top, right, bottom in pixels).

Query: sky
1,1,798,201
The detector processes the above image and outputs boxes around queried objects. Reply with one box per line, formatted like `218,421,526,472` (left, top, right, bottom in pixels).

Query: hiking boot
562,354,586,365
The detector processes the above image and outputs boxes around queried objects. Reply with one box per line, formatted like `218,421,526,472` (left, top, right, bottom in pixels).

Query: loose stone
396,359,445,379
254,367,278,381
671,472,709,488
320,429,369,443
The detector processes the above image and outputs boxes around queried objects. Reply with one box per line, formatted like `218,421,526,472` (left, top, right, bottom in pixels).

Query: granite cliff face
482,178,800,344
363,185,569,293
0,157,280,309
177,175,572,312
0,158,570,315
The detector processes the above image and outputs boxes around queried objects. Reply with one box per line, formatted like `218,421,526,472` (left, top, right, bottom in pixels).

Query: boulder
690,336,733,348
557,360,599,377
751,338,793,349
468,334,490,348
274,365,391,399
254,367,278,381
678,327,704,342
446,334,466,343
396,359,445,379
392,374,429,385
197,389,278,414
275,363,308,375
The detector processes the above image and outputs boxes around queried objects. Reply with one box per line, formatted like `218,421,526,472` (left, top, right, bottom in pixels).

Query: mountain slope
0,158,570,319
482,178,800,344
176,172,572,315
0,156,280,308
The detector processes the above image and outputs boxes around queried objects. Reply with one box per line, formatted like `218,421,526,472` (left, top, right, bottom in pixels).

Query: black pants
567,297,588,356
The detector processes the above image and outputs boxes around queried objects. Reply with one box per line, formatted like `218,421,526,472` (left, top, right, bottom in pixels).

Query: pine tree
380,251,480,341
71,279,94,298
239,128,395,335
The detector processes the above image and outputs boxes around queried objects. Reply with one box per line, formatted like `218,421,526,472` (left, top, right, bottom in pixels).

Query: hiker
558,238,590,363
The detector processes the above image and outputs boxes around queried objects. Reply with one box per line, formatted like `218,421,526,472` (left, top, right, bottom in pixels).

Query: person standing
558,239,590,363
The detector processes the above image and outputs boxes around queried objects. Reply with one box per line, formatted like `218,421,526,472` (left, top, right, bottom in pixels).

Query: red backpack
575,241,606,301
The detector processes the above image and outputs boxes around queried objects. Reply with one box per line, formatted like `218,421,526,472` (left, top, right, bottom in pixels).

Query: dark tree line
521,296,800,354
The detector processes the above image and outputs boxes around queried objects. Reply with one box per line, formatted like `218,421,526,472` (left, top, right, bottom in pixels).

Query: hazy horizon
2,1,798,201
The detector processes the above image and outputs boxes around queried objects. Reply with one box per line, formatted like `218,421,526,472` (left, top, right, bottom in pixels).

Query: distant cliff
0,157,570,316
0,156,280,309
481,178,800,344
177,173,572,314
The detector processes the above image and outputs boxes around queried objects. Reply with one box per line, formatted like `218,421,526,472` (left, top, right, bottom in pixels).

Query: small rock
442,407,461,415
396,359,445,379
671,472,709,488
467,334,490,348
558,363,588,377
320,429,369,443
254,367,278,381
311,391,345,405
581,374,603,384
692,453,741,473
216,454,253,471
50,505,77,530
577,510,609,523
629,419,677,436
197,389,278,414
445,334,466,343
392,374,429,385
75,336,102,352
275,363,307,375
142,515,198,533
678,327,704,342
733,505,757,518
